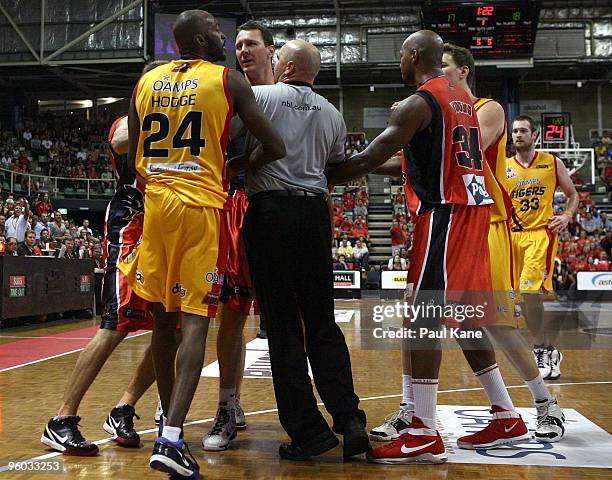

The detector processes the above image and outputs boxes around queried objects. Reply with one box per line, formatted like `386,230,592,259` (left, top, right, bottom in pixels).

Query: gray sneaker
202,403,237,451
535,397,565,442
235,401,247,430
548,347,563,380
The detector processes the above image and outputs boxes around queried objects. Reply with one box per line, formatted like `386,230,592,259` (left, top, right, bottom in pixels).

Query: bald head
399,29,444,86
274,40,321,84
173,10,225,61
402,30,443,68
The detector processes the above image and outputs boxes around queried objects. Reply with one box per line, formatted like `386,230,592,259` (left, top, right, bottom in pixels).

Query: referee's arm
227,70,285,170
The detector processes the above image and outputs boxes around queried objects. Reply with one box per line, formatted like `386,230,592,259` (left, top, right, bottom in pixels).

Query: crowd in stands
594,136,612,186
386,190,412,270
554,194,612,292
330,133,372,271
0,194,103,267
332,189,370,271
0,113,116,194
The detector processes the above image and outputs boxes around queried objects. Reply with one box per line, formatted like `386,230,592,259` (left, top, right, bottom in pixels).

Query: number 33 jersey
401,76,493,219
505,152,558,231
134,59,232,209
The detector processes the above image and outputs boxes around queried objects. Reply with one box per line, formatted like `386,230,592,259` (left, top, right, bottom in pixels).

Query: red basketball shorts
220,189,257,314
405,204,494,329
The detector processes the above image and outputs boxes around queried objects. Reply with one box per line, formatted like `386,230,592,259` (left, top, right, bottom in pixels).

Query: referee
239,40,369,461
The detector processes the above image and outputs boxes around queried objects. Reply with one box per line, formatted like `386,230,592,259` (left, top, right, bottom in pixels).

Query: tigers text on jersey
134,59,232,209
401,76,493,219
506,151,558,231
473,98,511,223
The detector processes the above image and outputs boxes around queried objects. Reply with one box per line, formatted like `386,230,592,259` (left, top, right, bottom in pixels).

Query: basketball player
202,20,276,452
440,44,565,443
121,11,284,477
41,61,168,457
507,115,578,379
328,30,500,463
368,44,567,449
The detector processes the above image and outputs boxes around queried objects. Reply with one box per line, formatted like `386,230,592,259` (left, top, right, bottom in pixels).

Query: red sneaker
366,416,447,464
457,405,532,449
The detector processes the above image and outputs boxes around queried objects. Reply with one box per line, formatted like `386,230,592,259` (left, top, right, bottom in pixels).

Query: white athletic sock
219,387,236,405
402,374,415,410
474,364,515,411
412,379,438,430
162,425,182,443
525,374,552,403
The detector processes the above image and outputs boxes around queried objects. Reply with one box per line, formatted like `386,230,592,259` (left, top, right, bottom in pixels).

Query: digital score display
541,113,571,143
421,1,541,59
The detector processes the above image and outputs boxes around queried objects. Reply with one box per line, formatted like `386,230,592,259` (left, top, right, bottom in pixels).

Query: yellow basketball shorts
511,228,558,293
120,185,229,317
488,221,520,327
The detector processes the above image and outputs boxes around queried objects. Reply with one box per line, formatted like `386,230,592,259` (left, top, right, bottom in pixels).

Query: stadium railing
0,167,116,200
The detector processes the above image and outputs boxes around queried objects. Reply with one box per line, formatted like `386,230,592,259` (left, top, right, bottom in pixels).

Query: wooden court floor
0,298,610,479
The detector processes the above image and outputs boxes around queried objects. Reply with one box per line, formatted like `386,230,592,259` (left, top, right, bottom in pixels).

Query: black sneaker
103,404,141,447
150,437,199,479
41,416,99,456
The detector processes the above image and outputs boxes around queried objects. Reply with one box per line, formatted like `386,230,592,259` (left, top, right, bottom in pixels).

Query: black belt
251,189,324,200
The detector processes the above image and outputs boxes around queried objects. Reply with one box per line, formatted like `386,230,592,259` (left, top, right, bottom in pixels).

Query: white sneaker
534,347,551,379
202,403,237,451
535,397,565,442
154,398,163,425
548,347,563,380
235,401,246,430
369,404,414,442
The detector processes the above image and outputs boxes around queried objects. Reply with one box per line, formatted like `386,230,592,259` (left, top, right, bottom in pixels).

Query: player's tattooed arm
548,157,579,233
111,116,129,155
126,84,141,175
326,94,431,185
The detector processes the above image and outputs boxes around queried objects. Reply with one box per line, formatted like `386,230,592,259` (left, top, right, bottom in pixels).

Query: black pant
244,193,364,444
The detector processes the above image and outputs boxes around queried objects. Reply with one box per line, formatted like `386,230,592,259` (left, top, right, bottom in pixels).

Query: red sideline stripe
0,326,146,372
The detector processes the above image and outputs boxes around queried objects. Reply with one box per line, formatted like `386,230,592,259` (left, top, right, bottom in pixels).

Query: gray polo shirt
246,81,346,196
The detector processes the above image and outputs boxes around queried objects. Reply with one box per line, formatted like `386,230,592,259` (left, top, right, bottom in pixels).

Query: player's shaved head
274,39,321,84
173,10,225,61
399,29,444,86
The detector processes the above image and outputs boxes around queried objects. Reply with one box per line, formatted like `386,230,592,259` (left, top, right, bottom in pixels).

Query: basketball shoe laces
535,401,561,428
210,405,231,435
385,408,410,428
181,440,198,467
535,349,546,369
63,416,87,443
121,407,140,431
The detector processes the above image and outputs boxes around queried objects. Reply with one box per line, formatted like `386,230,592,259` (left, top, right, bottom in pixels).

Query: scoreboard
421,1,541,59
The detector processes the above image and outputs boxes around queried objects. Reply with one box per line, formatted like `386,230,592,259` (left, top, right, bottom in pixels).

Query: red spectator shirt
340,220,353,232
595,260,611,271
576,238,591,253
351,226,368,238
391,226,404,246
36,201,52,216
573,260,589,272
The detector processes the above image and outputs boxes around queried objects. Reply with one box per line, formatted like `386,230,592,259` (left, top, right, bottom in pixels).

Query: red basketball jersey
401,76,492,218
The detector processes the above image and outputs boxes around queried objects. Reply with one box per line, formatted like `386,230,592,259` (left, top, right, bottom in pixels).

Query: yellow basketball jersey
505,151,557,231
474,98,510,223
134,59,232,209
